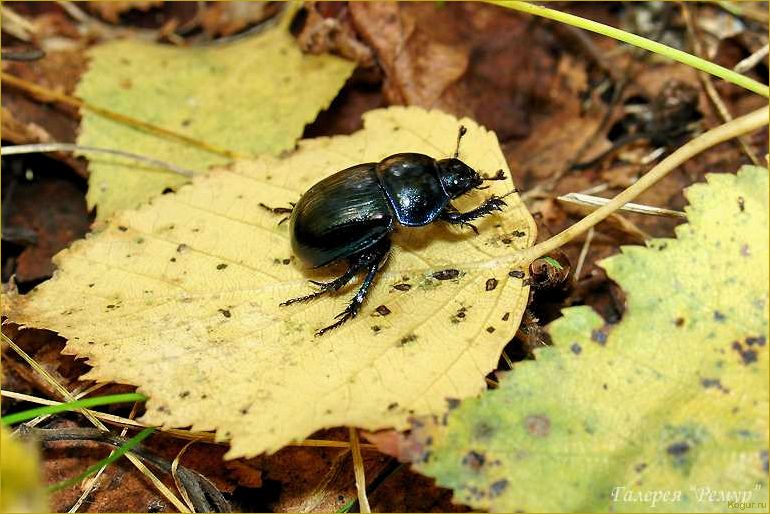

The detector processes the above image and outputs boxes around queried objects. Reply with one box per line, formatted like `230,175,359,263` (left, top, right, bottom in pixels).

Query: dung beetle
281,126,509,335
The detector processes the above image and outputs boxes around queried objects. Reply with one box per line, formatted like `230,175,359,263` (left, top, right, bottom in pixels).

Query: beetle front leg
440,196,508,233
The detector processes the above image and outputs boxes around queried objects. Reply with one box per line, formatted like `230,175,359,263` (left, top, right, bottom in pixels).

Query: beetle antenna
453,125,467,158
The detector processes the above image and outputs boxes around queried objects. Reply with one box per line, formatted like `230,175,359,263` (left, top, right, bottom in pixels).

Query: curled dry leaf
4,107,536,458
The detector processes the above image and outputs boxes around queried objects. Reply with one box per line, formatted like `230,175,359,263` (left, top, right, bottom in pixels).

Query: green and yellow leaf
77,11,355,221
408,165,769,512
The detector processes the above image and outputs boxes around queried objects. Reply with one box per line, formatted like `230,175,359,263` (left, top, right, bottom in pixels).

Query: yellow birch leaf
408,165,769,512
4,107,536,458
76,12,354,221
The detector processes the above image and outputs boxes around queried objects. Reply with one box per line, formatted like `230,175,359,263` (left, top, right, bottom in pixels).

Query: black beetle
281,126,509,335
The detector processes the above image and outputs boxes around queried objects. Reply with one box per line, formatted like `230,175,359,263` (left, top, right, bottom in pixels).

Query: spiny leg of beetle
439,195,509,233
280,259,367,307
316,239,391,336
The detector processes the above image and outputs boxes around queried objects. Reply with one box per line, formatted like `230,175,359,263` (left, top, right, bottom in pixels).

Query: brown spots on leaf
88,283,95,288
106,304,117,309
591,328,608,345
486,326,496,333
176,244,189,253
737,196,745,212
179,391,190,398
746,335,766,347
489,479,509,498
740,244,750,257
635,462,647,473
371,325,381,333
701,377,729,393
524,414,550,437
451,306,468,324
216,263,228,270
399,334,417,346
218,309,232,318
512,230,526,237
446,398,461,410
393,282,411,291
485,278,498,291
433,269,460,280
674,317,685,327
462,450,486,470
666,441,690,456
508,270,524,279
375,305,391,316
117,225,128,232
473,421,494,440
501,312,510,322
387,402,398,411
713,310,726,322
732,340,758,365
570,343,582,355
169,257,177,262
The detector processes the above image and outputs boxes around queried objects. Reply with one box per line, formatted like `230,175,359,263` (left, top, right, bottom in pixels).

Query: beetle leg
316,239,391,336
280,264,363,306
440,196,508,231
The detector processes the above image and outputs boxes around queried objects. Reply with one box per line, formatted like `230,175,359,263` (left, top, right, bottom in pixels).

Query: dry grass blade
349,428,371,514
1,143,196,178
171,441,199,513
557,193,687,219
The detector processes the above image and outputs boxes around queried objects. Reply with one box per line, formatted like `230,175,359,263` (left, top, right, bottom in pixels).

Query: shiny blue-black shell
289,153,450,268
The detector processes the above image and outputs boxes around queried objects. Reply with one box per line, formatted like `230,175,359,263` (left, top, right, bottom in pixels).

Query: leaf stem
520,105,769,263
491,1,769,98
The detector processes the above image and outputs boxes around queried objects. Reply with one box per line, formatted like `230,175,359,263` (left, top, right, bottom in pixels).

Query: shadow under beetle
280,126,510,335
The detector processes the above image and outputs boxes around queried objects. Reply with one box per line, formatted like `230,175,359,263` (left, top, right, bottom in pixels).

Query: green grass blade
1,393,148,426
491,1,769,98
46,427,155,492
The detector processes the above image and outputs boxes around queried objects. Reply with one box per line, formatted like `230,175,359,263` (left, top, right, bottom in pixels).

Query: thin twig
1,143,197,178
733,44,769,75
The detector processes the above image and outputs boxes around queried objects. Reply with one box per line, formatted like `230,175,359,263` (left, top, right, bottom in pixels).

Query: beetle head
436,158,482,198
